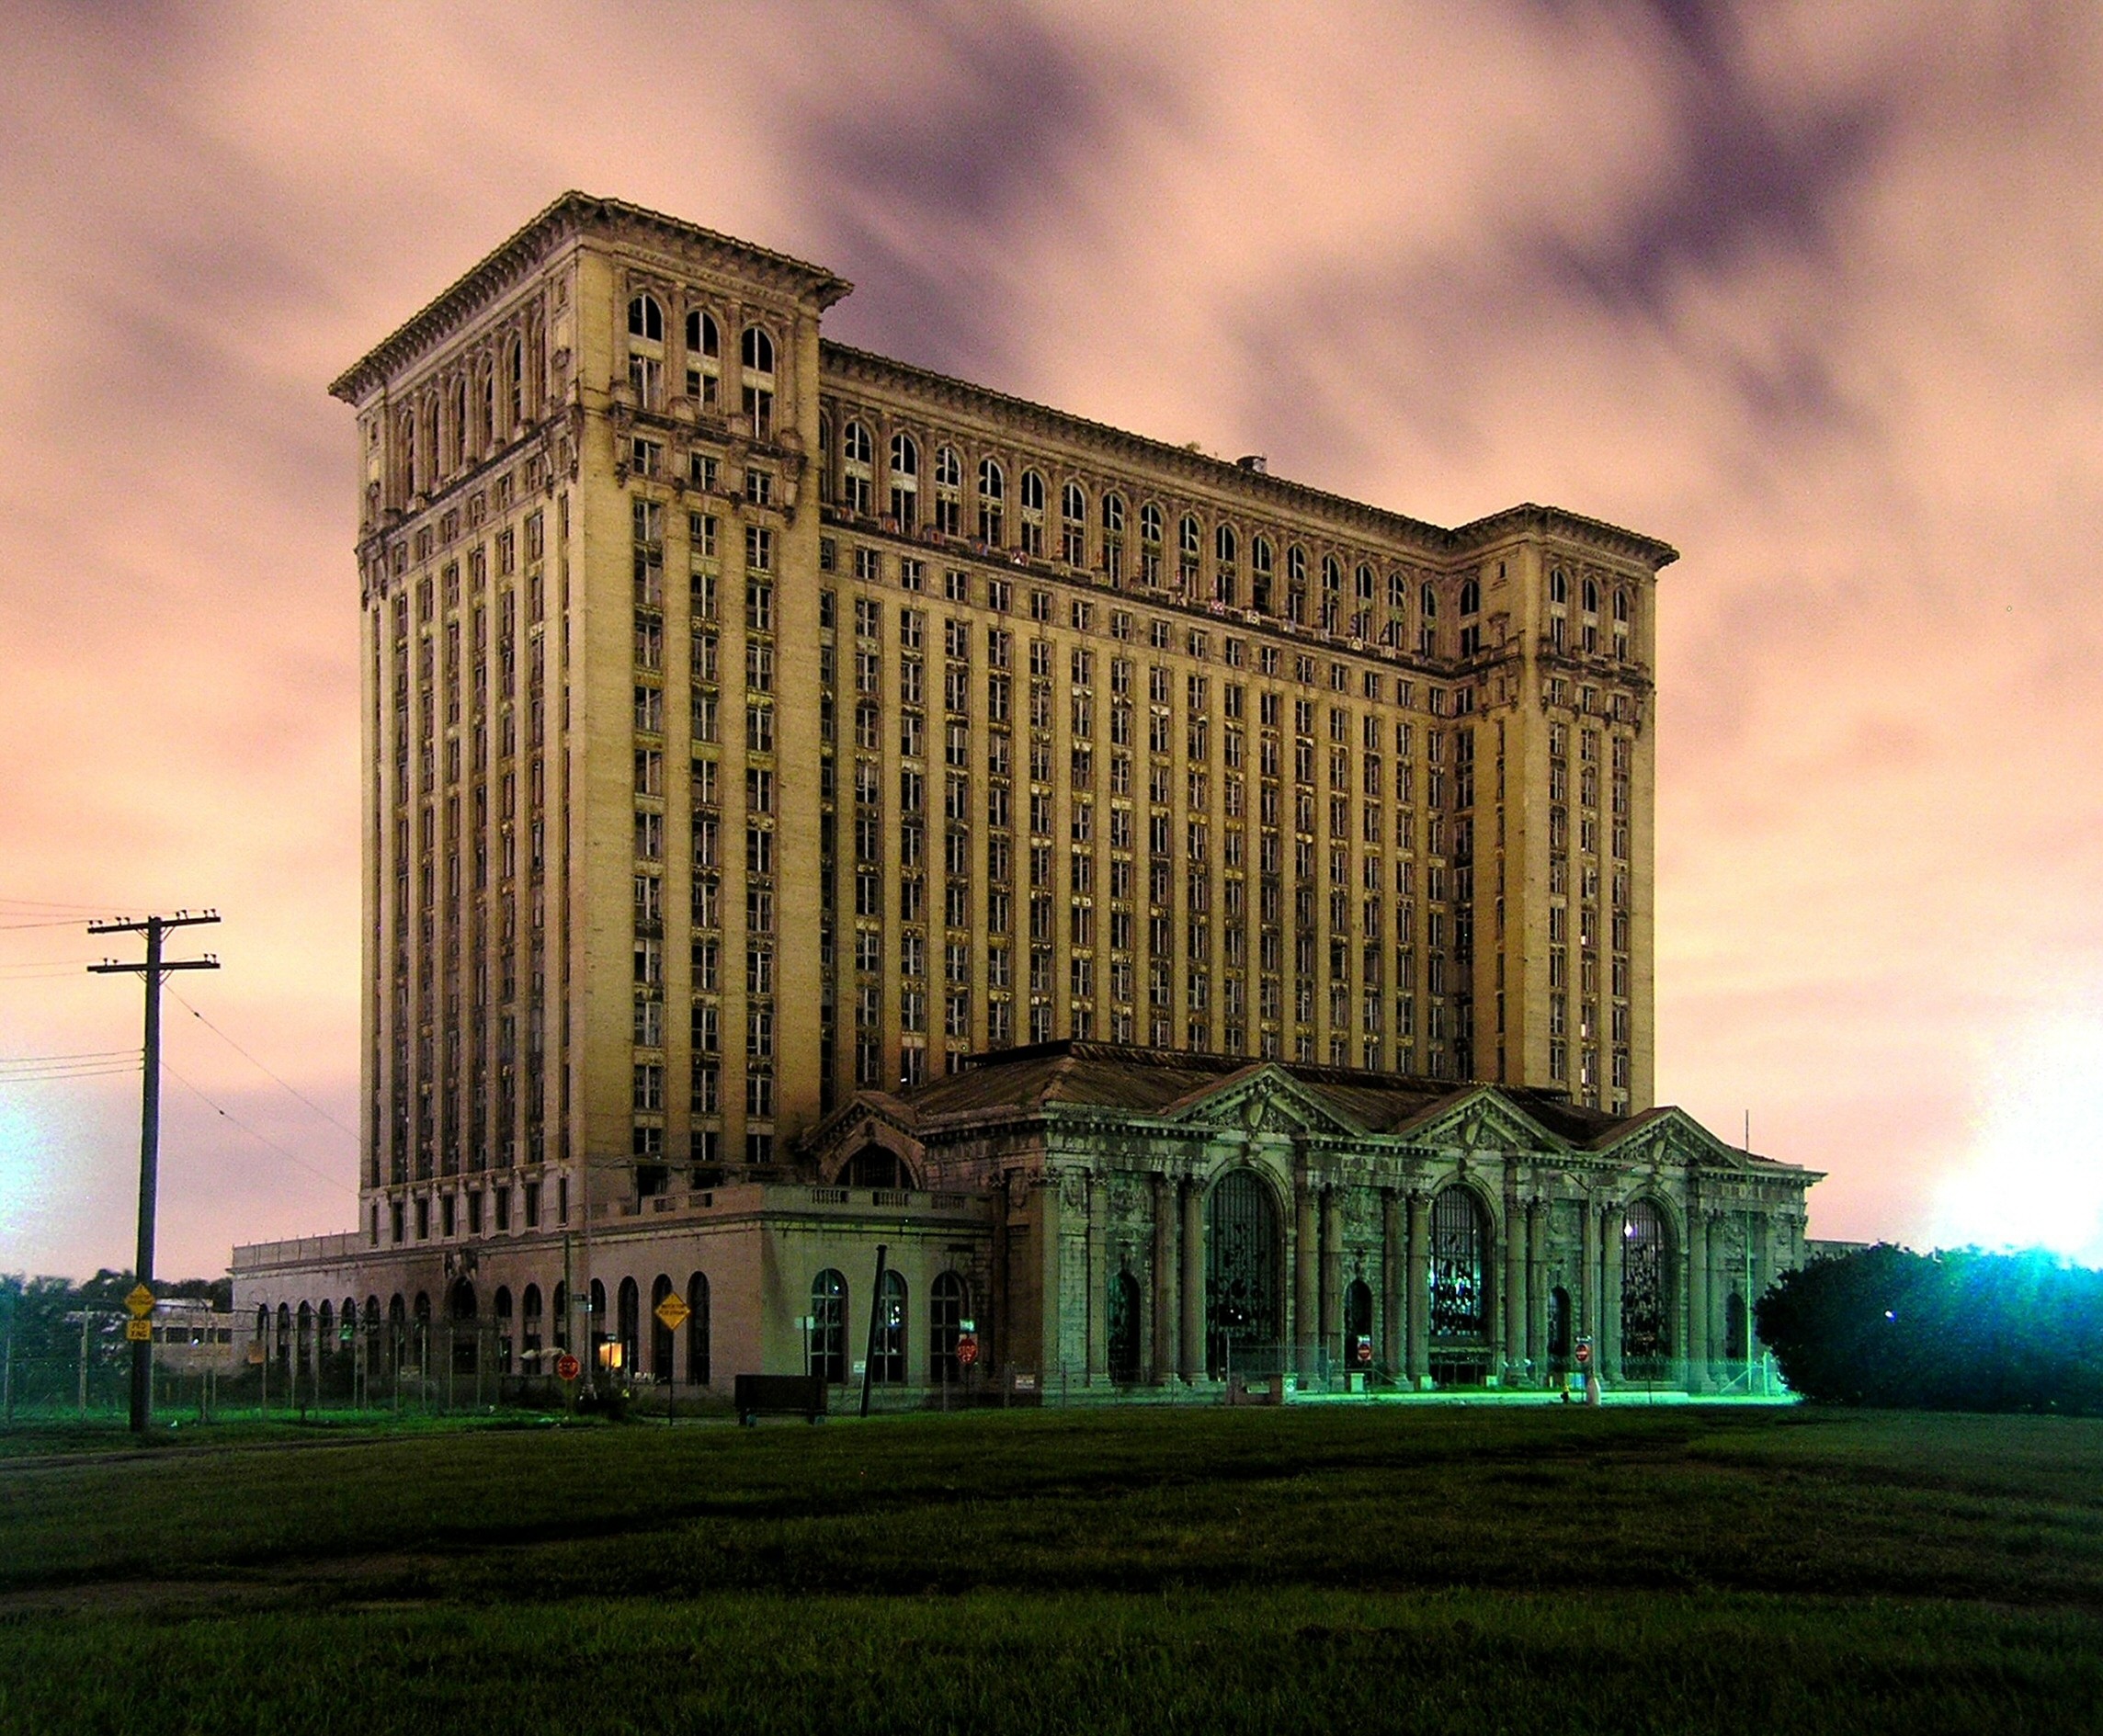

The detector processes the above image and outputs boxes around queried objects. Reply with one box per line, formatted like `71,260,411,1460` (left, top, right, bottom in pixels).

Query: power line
0,918,99,931
162,1061,358,1197
0,1063,142,1083
166,987,360,1148
0,1048,139,1065
0,896,129,913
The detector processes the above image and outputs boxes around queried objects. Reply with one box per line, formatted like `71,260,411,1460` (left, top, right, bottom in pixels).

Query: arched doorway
685,1273,710,1386
650,1275,676,1379
1427,1186,1491,1386
1108,1269,1142,1384
1724,1290,1749,1363
1205,1169,1281,1378
616,1277,640,1378
1342,1278,1374,1370
448,1278,477,1377
1547,1285,1573,1374
1620,1199,1671,1381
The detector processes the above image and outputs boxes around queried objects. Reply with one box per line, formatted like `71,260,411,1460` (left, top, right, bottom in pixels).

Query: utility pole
90,910,220,1435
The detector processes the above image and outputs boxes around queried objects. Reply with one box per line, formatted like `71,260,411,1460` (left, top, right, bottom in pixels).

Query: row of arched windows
807,1267,971,1384
625,290,778,437
819,414,1495,650
388,310,544,506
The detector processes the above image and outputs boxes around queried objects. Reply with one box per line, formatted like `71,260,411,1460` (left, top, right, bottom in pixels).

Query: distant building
233,193,1816,1395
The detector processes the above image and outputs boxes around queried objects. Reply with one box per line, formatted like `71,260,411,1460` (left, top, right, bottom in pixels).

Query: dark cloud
789,0,1140,378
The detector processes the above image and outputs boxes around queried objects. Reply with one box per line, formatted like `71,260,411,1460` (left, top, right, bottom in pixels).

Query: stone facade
231,191,1810,1398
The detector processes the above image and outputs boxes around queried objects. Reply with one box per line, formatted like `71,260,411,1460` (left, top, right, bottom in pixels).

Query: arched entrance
1343,1278,1373,1368
1620,1199,1671,1381
1427,1186,1491,1386
1205,1169,1280,1378
447,1278,477,1376
1107,1269,1142,1384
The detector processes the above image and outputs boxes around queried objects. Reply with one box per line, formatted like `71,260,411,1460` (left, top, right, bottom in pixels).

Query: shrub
1756,1243,2103,1413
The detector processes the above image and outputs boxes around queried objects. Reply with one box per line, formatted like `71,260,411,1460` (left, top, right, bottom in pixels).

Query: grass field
3,1404,2101,1732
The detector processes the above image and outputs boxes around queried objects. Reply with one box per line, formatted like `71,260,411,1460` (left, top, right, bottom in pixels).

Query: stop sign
956,1333,980,1367
1574,1343,1592,1367
1354,1338,1373,1366
555,1353,582,1382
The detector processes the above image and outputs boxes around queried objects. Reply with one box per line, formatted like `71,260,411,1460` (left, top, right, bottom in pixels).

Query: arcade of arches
233,1044,1816,1396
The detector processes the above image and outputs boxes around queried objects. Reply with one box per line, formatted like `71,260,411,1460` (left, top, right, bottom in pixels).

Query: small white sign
852,1359,867,1376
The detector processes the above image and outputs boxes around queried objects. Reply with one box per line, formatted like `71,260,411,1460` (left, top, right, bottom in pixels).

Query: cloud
1,0,2099,1276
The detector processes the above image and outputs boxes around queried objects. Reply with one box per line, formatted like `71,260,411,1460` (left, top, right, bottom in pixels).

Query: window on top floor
740,325,775,439
1214,524,1239,606
1458,577,1482,656
1060,481,1087,564
1418,581,1438,657
932,445,962,536
1177,514,1201,593
889,433,919,528
841,421,873,516
1250,535,1273,613
685,309,721,407
628,292,665,342
1019,468,1046,557
1101,493,1125,584
977,457,1005,545
1137,504,1164,585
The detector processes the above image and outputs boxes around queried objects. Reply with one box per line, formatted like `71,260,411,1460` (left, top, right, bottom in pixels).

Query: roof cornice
329,191,852,406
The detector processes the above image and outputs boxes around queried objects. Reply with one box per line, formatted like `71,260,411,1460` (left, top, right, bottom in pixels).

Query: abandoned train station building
232,192,1816,1398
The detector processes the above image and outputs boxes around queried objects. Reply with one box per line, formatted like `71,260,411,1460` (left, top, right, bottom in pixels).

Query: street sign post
125,1319,152,1343
653,1294,689,1426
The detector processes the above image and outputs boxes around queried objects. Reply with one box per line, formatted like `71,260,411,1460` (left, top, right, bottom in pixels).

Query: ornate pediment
1399,1087,1565,1157
1594,1107,1752,1174
1162,1066,1361,1138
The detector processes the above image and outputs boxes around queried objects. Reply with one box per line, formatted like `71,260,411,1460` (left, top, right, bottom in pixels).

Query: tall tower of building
327,193,1674,1251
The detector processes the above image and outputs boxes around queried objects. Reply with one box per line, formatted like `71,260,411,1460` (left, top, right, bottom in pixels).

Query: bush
1756,1243,2103,1413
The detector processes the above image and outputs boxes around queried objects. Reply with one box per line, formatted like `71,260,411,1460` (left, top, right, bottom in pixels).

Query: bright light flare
1933,1010,2103,1265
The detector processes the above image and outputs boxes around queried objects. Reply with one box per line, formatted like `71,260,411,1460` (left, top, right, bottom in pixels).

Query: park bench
733,1373,828,1426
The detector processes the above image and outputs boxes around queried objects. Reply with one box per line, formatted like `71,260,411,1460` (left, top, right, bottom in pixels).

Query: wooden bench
733,1373,828,1426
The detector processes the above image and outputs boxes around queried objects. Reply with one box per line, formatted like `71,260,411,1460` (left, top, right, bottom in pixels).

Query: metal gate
1206,1169,1280,1378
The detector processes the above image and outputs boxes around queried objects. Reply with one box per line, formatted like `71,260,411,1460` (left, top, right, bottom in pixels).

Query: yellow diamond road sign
654,1294,691,1333
124,1284,156,1319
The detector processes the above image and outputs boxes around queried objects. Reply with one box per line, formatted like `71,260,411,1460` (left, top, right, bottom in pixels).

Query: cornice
330,191,852,407
1452,504,1678,573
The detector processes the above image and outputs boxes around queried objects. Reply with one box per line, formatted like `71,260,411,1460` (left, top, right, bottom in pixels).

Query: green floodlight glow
1933,1008,2103,1265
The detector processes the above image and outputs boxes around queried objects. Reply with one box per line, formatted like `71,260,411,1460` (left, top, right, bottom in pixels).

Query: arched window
586,1278,606,1360
842,1144,906,1188
1321,554,1344,631
1356,562,1376,604
1458,577,1483,656
493,1286,513,1376
1060,482,1087,564
810,1269,847,1382
1620,1199,1671,1377
1286,546,1308,622
1214,524,1239,606
1549,566,1568,606
1427,1186,1486,1340
1250,536,1274,612
1613,587,1631,660
1580,576,1601,653
626,294,665,411
316,1302,333,1376
1582,576,1599,615
1177,514,1202,592
508,335,524,425
934,446,962,535
551,1281,568,1351
872,1269,906,1383
1418,581,1439,657
739,326,775,438
930,1271,967,1380
616,1276,640,1375
977,457,1006,545
1100,493,1126,584
521,1283,543,1359
685,308,721,408
888,433,919,528
649,1274,676,1379
1108,1269,1142,1383
686,1272,710,1386
1205,1169,1281,1378
1018,468,1046,557
841,421,873,516
1137,505,1164,585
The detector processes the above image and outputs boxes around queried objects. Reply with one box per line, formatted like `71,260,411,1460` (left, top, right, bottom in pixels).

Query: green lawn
2,1405,2100,1732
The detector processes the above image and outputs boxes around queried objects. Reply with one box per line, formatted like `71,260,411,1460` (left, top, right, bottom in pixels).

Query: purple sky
4,2,2100,1280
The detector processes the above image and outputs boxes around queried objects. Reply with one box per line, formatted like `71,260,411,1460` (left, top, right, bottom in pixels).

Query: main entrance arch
1205,1169,1280,1378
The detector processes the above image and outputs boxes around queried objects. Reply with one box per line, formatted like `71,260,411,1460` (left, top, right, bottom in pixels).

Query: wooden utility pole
89,910,220,1435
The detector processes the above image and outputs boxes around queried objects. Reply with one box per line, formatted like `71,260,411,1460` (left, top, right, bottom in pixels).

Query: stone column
1526,1199,1547,1378
1707,1212,1728,1362
1405,1190,1429,1387
1503,1189,1527,1384
1381,1188,1402,1378
1579,1194,1599,1349
1179,1176,1204,1382
1601,1202,1624,1381
1320,1186,1344,1372
1294,1178,1319,1379
1152,1172,1176,1386
1086,1171,1108,1386
1686,1200,1709,1391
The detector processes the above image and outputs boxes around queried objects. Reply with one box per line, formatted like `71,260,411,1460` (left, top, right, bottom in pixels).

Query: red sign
1354,1338,1373,1367
956,1333,980,1367
555,1353,582,1382
1574,1343,1592,1367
